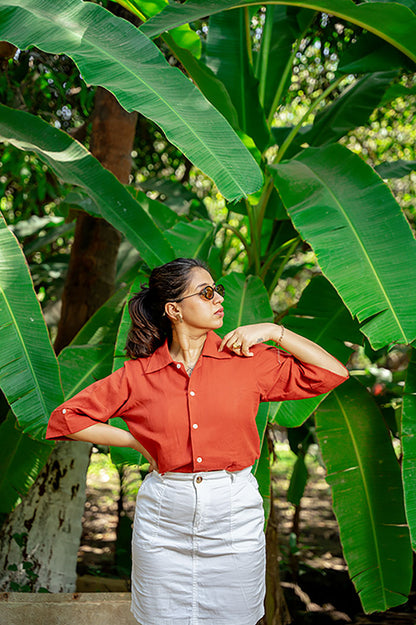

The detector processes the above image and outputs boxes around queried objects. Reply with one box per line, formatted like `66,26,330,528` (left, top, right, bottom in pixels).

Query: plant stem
244,7,253,66
260,237,298,279
267,236,300,296
220,221,253,267
266,38,302,128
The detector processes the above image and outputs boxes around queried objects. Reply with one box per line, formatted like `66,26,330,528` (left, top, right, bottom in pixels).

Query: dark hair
125,258,208,358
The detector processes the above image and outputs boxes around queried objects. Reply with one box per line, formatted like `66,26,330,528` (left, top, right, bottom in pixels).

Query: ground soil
76,449,416,624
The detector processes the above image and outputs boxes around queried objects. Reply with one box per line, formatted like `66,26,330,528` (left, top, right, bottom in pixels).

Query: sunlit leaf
141,0,416,64
272,144,416,349
316,378,413,612
0,411,52,515
402,348,416,549
0,104,174,267
271,275,359,427
0,212,64,439
0,0,263,201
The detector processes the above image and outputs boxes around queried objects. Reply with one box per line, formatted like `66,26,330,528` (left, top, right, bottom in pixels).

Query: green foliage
0,412,52,515
0,104,175,267
142,0,416,65
0,211,64,438
272,144,416,349
402,348,416,550
0,0,415,613
0,0,263,201
316,378,413,611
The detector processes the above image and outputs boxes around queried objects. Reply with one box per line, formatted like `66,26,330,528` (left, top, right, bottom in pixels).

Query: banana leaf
141,0,416,65
164,219,215,259
316,377,413,613
402,347,416,549
0,411,53,515
0,0,263,201
271,275,360,427
0,104,174,267
272,143,416,349
0,212,64,439
219,272,274,335
58,286,129,398
205,8,270,150
110,273,149,467
114,0,202,57
337,32,415,74
375,160,416,179
255,6,314,118
297,71,398,149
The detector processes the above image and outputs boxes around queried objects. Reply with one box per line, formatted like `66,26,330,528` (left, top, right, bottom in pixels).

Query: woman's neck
169,329,208,374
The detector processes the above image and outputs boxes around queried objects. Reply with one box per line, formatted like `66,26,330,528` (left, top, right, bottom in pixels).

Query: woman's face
174,267,225,332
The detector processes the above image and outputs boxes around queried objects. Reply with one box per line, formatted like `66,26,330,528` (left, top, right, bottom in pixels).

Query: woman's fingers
218,330,253,357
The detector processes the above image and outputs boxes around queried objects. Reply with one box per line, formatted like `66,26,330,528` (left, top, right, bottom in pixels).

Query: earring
177,312,183,322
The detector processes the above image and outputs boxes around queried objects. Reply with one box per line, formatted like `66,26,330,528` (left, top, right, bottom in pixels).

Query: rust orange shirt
46,331,347,473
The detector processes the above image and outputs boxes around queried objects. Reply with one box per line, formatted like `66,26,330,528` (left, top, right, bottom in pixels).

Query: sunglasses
177,284,225,302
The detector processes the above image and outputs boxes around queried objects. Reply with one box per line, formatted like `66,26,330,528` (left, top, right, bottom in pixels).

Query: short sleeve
255,345,348,402
45,365,130,441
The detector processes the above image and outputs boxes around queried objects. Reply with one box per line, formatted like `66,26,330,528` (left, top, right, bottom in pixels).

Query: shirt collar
144,331,232,374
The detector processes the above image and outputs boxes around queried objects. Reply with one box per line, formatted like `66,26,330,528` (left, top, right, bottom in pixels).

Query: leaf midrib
332,389,386,604
302,164,405,340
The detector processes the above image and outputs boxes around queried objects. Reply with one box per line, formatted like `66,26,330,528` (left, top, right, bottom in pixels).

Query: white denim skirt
131,466,265,625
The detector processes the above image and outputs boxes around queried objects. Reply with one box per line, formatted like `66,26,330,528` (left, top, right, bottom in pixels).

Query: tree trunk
54,87,138,353
0,442,91,592
260,429,292,625
0,88,138,592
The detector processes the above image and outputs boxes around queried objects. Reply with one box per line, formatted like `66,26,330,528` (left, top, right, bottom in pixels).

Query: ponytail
125,287,169,358
125,258,207,359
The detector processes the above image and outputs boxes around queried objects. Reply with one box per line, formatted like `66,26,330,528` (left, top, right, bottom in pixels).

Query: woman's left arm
219,322,348,377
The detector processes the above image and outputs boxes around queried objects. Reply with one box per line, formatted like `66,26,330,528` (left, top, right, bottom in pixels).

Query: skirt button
196,476,203,483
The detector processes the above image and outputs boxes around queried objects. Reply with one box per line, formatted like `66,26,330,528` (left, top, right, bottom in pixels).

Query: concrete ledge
0,592,138,625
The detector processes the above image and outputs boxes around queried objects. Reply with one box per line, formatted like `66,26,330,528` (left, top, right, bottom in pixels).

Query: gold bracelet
277,325,285,345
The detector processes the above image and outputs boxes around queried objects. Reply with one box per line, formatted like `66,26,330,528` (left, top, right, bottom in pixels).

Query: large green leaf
337,32,415,74
0,104,174,267
0,0,263,201
316,378,413,612
298,71,398,149
168,36,240,129
205,8,270,150
272,275,360,427
402,348,416,549
141,0,416,64
375,160,416,179
110,273,149,467
0,411,52,515
58,287,129,398
0,212,64,439
115,0,202,57
271,144,416,349
255,6,314,119
219,272,274,335
165,219,215,259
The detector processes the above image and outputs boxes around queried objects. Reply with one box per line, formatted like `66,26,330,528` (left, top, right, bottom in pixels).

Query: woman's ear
165,302,182,322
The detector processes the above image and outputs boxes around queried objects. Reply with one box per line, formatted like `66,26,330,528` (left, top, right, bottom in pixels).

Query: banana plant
1,0,416,615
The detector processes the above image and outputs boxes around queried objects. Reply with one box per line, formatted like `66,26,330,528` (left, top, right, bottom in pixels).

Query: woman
46,257,348,625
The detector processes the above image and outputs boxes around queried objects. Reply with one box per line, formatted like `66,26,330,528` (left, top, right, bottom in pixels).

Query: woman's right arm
68,423,158,471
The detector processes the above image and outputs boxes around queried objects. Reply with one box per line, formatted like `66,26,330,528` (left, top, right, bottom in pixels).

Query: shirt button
190,391,196,397
176,363,181,369
196,457,202,463
62,409,67,414
196,476,203,483
192,424,198,429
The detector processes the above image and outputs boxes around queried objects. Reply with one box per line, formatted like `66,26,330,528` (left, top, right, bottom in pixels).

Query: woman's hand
218,323,277,357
